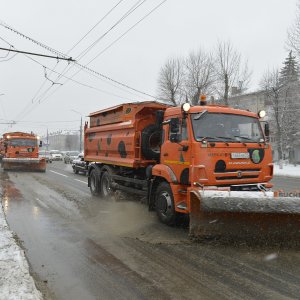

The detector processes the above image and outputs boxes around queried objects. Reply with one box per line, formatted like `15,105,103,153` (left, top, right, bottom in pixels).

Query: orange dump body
1,131,46,171
84,101,170,168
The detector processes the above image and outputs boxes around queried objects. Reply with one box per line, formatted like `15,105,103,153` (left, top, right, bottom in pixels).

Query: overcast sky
0,0,297,137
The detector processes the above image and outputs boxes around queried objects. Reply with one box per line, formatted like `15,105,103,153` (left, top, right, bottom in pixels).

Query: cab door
160,116,191,185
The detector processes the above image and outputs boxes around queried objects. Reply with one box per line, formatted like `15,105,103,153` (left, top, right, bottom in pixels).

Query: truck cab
1,132,46,171
158,104,272,190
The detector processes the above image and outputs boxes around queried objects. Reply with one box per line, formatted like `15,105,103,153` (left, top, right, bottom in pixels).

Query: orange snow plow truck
84,100,300,240
1,132,46,172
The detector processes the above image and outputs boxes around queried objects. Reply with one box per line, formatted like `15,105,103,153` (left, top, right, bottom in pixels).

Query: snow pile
274,163,300,178
0,202,42,300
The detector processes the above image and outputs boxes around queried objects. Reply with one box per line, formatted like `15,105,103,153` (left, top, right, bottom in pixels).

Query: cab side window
168,117,180,140
168,118,188,141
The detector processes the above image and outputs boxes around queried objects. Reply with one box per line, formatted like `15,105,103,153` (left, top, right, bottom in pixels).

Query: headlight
182,102,191,112
258,110,266,118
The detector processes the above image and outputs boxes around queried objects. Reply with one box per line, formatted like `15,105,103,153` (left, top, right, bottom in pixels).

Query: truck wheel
155,182,177,225
100,171,113,198
141,124,161,161
90,168,100,196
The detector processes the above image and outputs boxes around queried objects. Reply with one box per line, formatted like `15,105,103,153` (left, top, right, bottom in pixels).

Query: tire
141,124,161,161
155,182,177,225
73,167,79,174
100,171,113,198
90,168,100,196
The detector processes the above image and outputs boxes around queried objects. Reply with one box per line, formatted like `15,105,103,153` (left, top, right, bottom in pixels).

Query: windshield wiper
234,136,256,142
198,136,218,142
198,136,231,143
193,110,208,120
215,136,239,142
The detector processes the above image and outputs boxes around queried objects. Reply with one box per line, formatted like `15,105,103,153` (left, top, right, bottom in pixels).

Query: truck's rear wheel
155,182,177,225
100,171,113,198
90,168,100,195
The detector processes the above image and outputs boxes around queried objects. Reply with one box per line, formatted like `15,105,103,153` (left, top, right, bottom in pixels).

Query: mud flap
189,190,300,242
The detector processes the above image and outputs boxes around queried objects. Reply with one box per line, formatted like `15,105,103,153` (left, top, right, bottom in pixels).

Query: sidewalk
0,195,42,300
274,163,300,178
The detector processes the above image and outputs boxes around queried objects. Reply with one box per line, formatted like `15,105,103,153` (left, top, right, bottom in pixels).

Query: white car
39,150,53,163
50,150,63,161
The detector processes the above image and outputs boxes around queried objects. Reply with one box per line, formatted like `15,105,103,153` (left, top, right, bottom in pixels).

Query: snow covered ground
274,163,300,178
0,199,42,300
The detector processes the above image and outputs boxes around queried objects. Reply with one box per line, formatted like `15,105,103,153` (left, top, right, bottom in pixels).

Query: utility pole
79,116,82,153
71,109,83,153
46,129,49,151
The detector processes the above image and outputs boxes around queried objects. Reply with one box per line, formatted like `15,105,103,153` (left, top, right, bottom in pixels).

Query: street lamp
70,109,83,153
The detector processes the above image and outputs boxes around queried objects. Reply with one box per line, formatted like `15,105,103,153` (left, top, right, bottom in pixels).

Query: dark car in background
72,153,88,175
64,151,80,164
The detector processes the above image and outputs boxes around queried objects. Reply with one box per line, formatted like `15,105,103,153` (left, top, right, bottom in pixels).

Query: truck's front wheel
90,168,100,196
155,182,177,225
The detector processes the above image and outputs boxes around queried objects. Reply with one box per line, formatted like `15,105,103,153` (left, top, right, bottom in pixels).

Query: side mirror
39,141,43,147
170,118,180,133
264,122,270,138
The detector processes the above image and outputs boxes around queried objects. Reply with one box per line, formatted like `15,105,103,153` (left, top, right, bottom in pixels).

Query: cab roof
164,105,258,118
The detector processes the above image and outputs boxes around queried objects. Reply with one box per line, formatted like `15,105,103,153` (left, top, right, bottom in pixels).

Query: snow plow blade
189,190,300,242
2,158,46,172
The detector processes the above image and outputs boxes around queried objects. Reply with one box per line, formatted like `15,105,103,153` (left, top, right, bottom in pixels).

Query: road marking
49,170,68,177
74,179,88,185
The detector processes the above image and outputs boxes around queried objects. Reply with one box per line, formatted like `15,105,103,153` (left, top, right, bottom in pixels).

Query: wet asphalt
1,162,300,300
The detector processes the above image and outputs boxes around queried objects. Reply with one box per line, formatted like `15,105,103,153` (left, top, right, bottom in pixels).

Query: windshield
9,138,37,147
191,113,264,142
68,151,79,156
50,150,61,154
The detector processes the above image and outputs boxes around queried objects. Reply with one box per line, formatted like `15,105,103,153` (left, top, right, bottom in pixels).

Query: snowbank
0,201,42,300
274,163,300,178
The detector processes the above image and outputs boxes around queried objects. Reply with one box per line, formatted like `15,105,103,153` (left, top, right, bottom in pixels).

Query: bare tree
260,69,299,166
157,57,185,105
287,0,300,58
214,40,251,105
184,49,215,105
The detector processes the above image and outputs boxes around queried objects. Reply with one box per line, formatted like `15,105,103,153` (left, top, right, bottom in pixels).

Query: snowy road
1,162,300,300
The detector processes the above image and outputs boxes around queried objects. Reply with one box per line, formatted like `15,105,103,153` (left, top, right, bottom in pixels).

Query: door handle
163,153,168,157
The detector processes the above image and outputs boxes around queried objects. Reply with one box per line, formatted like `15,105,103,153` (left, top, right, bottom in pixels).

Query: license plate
231,152,249,159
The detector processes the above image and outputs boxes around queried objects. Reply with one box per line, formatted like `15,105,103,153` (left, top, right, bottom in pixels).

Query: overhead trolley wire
86,0,167,64
6,0,125,118
75,0,146,61
68,0,125,55
0,0,169,123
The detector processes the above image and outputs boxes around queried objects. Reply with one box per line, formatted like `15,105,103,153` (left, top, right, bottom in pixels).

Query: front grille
216,175,259,180
215,168,260,173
